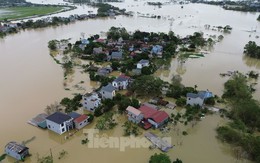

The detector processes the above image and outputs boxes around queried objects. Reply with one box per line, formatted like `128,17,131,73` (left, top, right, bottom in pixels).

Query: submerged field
0,6,64,21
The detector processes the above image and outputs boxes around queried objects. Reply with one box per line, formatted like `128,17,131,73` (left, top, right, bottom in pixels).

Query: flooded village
1,0,260,162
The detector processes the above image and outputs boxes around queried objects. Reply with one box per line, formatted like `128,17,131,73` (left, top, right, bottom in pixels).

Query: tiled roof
101,83,116,93
46,112,71,124
74,115,88,123
139,105,157,119
114,74,130,82
126,106,141,116
151,111,169,123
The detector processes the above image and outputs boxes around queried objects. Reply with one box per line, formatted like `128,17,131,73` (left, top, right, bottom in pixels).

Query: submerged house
82,92,101,112
186,90,213,106
126,106,144,124
137,59,150,69
5,142,29,161
112,74,131,90
139,105,169,129
46,112,74,135
74,114,89,130
100,83,116,99
151,45,163,58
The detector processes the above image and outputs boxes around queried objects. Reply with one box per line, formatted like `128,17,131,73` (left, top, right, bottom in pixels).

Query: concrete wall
186,97,204,106
46,119,66,135
100,90,115,99
75,119,89,130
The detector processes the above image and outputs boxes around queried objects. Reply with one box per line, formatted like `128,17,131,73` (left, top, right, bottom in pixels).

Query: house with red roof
139,105,169,129
74,114,89,130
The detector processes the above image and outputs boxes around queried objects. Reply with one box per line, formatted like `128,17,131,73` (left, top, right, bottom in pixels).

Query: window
62,128,65,132
80,123,82,125
84,120,87,123
103,91,105,94
85,102,87,104
188,98,191,100
61,123,64,127
48,125,51,128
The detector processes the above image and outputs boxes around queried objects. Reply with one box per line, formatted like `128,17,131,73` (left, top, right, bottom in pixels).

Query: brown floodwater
0,0,259,162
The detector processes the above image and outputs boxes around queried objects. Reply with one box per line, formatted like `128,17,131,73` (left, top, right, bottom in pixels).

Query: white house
137,59,150,69
112,74,131,90
82,92,101,112
126,106,144,124
186,91,213,106
100,83,116,99
46,112,74,135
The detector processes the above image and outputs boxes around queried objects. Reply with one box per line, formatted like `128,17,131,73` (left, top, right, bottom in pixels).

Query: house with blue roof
151,45,163,58
81,39,90,45
186,90,213,106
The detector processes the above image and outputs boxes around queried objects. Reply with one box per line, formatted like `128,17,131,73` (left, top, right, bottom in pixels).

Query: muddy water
0,0,260,162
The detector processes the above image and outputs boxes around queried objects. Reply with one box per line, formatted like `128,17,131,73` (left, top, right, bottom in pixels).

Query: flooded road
0,0,260,162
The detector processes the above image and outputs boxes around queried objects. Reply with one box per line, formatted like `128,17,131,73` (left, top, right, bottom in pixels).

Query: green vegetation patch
0,6,64,21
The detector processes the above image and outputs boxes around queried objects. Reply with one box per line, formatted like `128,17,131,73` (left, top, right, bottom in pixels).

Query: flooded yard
0,0,260,162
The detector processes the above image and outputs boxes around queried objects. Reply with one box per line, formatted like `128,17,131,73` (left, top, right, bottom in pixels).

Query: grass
0,6,64,21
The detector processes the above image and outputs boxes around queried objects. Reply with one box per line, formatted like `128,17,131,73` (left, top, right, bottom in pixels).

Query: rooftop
138,59,149,64
187,91,213,99
46,112,72,124
5,142,28,154
139,105,157,119
101,83,116,93
74,114,88,123
114,74,130,82
150,111,169,123
67,112,81,119
126,106,141,116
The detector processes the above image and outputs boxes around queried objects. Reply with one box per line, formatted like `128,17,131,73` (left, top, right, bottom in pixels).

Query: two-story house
82,92,101,112
126,106,144,124
100,83,116,99
137,59,150,69
112,74,131,90
46,112,74,135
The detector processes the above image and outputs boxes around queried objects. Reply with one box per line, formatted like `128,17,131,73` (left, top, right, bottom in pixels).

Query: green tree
48,40,57,50
149,153,171,163
222,73,252,101
131,75,163,97
176,97,186,107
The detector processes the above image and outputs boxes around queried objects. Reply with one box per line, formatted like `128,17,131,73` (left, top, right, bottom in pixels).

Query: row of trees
217,73,260,162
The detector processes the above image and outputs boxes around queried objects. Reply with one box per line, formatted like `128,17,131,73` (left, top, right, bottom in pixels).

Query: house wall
137,62,149,69
5,149,28,160
112,81,128,90
101,90,115,99
147,118,168,128
127,112,143,124
83,99,101,112
75,119,89,130
137,63,143,69
46,119,67,135
186,97,204,106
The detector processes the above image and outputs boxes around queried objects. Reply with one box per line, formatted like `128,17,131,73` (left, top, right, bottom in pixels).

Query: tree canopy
244,41,260,59
130,75,163,97
149,153,171,163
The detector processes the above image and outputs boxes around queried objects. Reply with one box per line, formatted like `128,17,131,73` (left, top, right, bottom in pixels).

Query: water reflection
243,55,260,69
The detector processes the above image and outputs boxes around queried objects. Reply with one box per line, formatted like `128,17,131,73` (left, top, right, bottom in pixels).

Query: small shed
5,142,29,161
